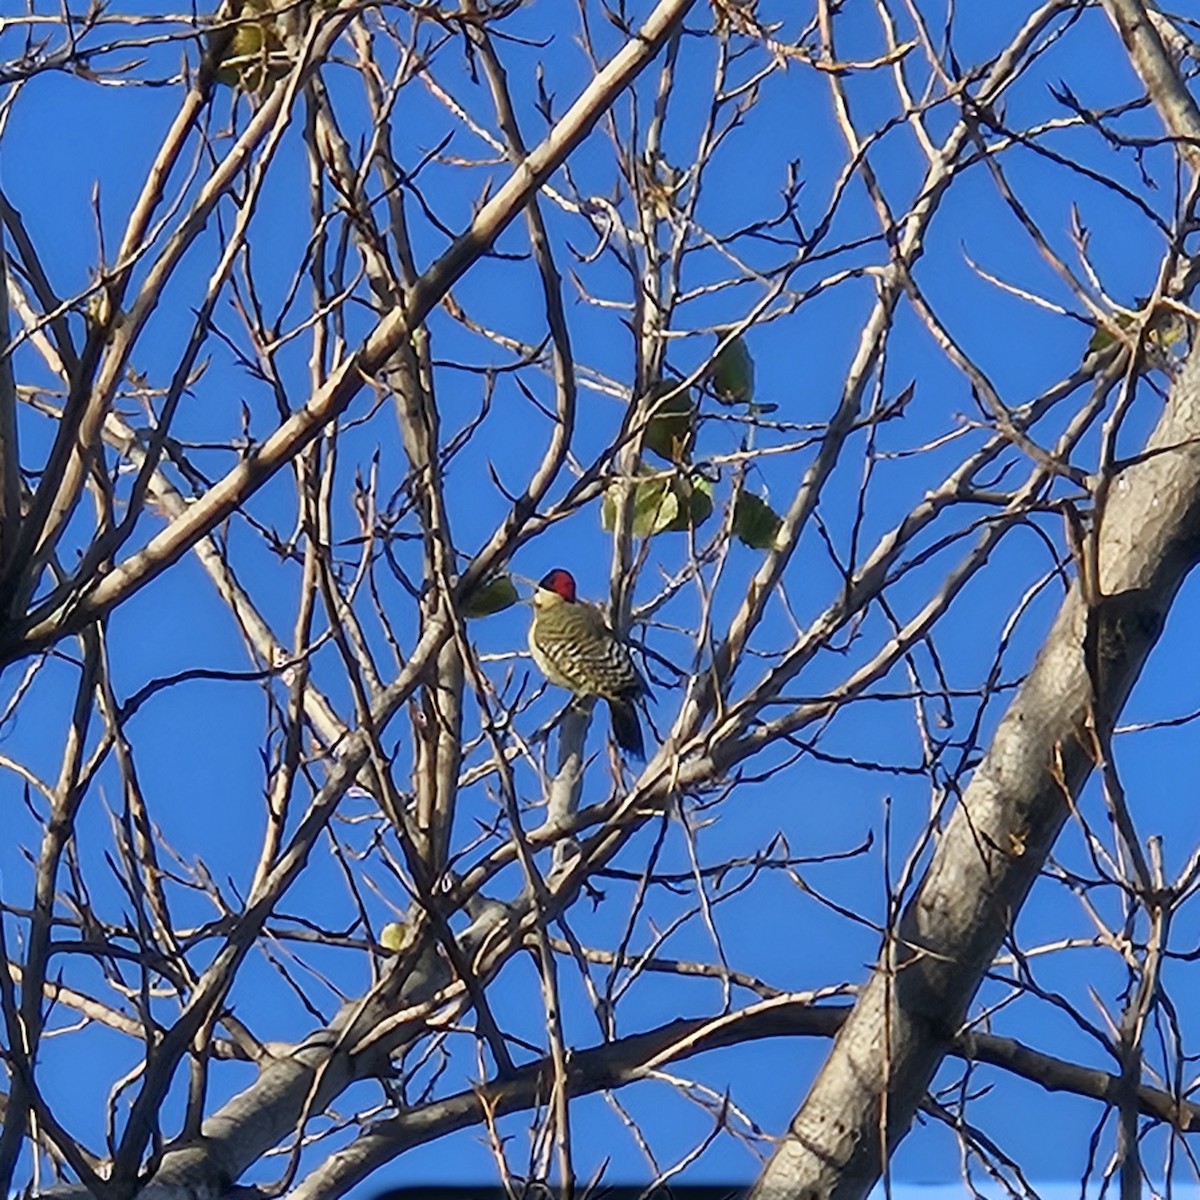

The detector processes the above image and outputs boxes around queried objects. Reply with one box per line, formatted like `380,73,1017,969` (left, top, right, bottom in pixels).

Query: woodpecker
528,568,647,758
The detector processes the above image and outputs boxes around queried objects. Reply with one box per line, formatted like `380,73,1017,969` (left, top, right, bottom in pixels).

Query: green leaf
734,491,783,550
603,473,714,538
645,486,679,536
461,574,519,619
641,380,696,463
601,482,623,533
658,474,714,533
628,477,676,537
710,331,755,405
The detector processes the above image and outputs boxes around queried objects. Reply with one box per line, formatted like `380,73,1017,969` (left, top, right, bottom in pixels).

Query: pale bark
750,343,1200,1196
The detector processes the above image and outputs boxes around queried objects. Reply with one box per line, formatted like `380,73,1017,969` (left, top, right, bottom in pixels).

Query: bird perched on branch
528,568,647,758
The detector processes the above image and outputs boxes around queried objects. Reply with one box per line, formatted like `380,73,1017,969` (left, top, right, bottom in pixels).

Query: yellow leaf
379,922,411,953
208,2,287,92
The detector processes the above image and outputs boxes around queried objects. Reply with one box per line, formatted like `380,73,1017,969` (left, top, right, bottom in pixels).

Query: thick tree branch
750,339,1200,1197
7,0,699,660
1101,0,1200,170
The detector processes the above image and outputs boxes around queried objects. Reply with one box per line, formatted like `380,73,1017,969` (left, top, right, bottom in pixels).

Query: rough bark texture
750,341,1200,1198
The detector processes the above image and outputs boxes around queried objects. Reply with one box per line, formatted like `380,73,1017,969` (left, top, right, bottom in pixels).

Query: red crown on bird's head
538,569,577,602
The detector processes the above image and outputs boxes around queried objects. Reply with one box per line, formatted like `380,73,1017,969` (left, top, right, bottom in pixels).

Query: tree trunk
752,341,1200,1197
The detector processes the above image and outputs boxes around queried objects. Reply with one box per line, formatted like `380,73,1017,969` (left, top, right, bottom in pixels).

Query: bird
528,568,647,758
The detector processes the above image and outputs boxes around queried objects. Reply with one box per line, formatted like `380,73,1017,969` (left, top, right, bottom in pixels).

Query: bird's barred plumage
529,569,647,757
530,599,642,698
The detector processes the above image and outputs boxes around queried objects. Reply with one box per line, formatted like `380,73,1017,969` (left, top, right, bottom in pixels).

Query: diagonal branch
1101,0,1200,171
287,994,1200,1200
7,0,700,662
749,336,1200,1196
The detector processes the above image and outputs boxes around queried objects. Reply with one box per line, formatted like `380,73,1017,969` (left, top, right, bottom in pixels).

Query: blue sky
3,0,1200,1195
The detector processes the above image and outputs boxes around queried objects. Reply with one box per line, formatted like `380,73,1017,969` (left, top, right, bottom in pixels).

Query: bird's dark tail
608,698,645,759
